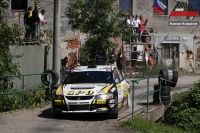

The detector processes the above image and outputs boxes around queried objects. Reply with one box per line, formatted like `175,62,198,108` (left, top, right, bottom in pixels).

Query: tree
65,0,134,65
0,0,24,89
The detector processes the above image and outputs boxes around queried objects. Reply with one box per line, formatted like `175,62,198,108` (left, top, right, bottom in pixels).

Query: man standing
32,3,40,40
39,9,47,25
131,47,140,68
132,14,140,35
39,9,48,41
24,6,32,40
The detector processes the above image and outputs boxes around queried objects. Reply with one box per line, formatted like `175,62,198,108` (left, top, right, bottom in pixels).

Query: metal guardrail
131,75,162,117
0,73,52,109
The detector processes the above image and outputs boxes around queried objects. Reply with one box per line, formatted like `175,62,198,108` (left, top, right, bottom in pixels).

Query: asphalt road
0,75,199,133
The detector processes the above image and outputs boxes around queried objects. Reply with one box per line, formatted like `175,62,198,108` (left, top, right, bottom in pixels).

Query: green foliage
164,80,200,132
0,89,49,112
0,2,24,89
120,116,188,133
66,0,135,64
0,0,8,17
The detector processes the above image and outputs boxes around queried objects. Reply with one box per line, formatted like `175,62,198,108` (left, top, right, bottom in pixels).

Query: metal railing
0,73,52,109
131,75,162,117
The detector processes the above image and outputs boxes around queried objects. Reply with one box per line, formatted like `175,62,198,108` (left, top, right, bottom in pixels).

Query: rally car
51,65,130,119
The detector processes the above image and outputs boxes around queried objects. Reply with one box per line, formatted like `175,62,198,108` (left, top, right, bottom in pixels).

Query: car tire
158,69,172,86
161,86,171,91
41,69,59,86
171,70,178,87
161,96,171,101
161,91,171,96
161,100,171,105
109,96,118,119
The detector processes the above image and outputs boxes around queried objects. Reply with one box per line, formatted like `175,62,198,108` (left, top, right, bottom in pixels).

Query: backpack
28,10,33,19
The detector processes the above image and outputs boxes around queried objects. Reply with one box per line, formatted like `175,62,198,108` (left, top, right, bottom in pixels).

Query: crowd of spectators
123,14,153,70
23,3,48,42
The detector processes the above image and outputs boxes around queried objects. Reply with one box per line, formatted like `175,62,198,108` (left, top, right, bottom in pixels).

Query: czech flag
152,0,166,14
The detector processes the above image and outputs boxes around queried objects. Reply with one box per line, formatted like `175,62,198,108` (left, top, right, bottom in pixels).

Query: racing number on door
66,90,94,95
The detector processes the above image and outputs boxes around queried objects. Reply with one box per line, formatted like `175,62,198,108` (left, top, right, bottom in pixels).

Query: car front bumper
51,96,116,114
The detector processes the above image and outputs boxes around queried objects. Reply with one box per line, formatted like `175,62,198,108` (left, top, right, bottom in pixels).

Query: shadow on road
38,108,109,121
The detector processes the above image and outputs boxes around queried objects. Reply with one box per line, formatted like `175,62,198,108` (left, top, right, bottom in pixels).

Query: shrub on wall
164,80,200,132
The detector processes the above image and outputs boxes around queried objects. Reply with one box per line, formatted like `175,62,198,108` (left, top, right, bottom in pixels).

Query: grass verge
119,116,189,133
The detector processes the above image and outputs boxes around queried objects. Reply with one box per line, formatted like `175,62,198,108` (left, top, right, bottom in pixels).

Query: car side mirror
114,79,119,84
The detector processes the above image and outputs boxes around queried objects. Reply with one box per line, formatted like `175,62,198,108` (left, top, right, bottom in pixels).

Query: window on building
162,43,179,59
119,0,132,12
11,0,27,11
188,0,200,14
84,0,90,3
153,0,168,15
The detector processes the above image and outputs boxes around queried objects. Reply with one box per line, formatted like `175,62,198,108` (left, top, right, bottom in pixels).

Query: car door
116,68,129,100
113,68,124,104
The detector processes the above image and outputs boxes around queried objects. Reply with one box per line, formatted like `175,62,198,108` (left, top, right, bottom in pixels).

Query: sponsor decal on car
66,90,94,95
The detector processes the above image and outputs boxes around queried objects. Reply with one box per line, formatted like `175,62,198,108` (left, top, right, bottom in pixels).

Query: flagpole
140,8,152,16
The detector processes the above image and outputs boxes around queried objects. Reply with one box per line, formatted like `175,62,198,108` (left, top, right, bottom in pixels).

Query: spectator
32,3,40,40
141,28,150,43
39,9,48,41
138,15,148,43
131,47,140,68
148,54,154,68
39,9,47,26
107,47,116,65
123,15,131,25
132,14,140,35
24,6,33,40
142,45,149,66
61,57,69,72
117,49,125,73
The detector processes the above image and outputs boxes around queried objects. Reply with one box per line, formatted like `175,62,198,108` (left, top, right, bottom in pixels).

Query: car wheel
109,96,118,119
41,69,59,86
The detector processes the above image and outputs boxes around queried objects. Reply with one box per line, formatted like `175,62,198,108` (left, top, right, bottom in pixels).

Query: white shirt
132,18,140,27
126,19,130,24
39,13,44,21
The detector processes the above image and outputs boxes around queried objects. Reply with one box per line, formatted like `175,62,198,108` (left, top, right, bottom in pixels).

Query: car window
64,71,113,84
116,68,124,81
113,68,121,81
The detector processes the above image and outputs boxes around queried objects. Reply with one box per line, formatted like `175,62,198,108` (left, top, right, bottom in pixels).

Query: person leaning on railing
138,15,148,43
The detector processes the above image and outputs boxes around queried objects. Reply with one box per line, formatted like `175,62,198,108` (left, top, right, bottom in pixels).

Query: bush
164,80,200,132
0,89,49,112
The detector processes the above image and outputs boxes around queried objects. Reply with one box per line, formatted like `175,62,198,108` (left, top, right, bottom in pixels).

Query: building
2,0,200,72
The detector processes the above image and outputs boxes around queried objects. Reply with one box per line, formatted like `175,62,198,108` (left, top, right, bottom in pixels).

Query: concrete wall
9,45,53,89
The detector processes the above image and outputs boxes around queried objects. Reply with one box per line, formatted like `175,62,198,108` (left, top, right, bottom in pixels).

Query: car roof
72,65,116,71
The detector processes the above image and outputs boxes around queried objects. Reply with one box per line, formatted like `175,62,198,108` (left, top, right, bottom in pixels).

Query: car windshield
64,71,113,84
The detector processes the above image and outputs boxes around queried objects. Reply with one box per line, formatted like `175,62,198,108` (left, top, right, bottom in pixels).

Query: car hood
62,83,112,96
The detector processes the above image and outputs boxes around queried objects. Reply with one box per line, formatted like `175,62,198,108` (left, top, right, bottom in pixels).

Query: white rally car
51,65,130,119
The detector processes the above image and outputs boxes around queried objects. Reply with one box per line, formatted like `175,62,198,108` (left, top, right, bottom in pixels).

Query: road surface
0,76,199,133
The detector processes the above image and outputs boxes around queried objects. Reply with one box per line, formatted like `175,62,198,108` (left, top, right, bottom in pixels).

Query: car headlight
56,86,63,95
95,93,114,99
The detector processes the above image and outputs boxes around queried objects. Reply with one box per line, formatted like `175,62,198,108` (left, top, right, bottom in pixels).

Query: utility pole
53,0,61,83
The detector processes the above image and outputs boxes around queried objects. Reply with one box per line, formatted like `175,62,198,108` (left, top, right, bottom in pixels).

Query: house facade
2,0,200,72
